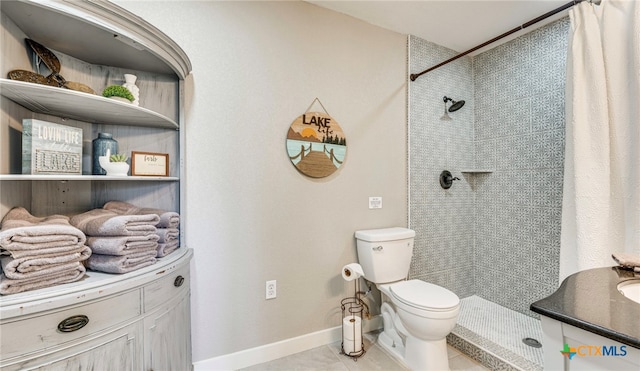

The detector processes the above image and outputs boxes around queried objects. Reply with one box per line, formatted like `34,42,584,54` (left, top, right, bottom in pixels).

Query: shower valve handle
439,170,460,189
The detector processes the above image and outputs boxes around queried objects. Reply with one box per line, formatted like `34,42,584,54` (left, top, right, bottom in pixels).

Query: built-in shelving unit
0,0,191,216
1,1,193,369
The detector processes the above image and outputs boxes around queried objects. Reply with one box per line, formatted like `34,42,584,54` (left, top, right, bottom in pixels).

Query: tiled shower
408,18,570,368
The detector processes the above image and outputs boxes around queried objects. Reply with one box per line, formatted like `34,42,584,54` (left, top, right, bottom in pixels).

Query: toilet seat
389,279,459,312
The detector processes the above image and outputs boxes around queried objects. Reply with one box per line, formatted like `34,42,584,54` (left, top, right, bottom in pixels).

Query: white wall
114,0,407,363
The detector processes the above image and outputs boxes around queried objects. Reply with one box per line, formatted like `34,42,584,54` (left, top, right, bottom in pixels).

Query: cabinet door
1,289,141,360
144,294,192,371
4,322,143,371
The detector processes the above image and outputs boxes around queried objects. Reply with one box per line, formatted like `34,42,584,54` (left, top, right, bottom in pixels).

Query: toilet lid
390,280,459,311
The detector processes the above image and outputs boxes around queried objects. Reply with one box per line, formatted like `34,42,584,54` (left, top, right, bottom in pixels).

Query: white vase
106,162,130,176
98,150,130,176
123,74,140,106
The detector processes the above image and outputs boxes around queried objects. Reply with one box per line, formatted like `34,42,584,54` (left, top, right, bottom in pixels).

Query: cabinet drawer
0,289,141,360
143,265,189,311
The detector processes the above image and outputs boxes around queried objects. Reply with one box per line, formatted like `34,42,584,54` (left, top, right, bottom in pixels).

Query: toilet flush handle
373,246,383,251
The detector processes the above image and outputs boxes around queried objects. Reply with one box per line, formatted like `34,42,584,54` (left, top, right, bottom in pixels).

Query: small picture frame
131,151,169,176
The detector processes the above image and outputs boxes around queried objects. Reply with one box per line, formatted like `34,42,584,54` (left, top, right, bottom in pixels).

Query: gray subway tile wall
409,17,570,317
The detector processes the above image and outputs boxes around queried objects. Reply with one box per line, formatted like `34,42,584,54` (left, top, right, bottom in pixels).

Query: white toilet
355,227,460,371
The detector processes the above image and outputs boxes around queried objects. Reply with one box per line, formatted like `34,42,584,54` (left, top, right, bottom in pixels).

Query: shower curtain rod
409,0,602,81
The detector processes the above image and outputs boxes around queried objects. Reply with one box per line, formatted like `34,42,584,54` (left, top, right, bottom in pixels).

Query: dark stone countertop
530,266,640,349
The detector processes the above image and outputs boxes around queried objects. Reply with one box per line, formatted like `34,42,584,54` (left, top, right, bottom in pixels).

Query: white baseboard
194,315,382,370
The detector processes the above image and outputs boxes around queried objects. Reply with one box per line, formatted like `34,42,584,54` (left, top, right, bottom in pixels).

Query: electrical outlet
266,280,276,299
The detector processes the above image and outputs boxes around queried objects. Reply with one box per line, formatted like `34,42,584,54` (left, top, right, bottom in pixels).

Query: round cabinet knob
58,315,89,333
174,275,185,287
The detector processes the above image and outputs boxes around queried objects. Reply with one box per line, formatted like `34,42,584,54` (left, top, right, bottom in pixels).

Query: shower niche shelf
460,169,494,173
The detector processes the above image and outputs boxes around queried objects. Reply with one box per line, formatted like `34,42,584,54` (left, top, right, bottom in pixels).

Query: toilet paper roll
342,263,364,281
342,316,363,354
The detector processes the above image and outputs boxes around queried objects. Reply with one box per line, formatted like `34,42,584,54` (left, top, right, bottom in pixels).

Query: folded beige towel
1,239,87,259
86,249,157,274
157,240,180,258
156,228,179,243
86,234,159,256
104,201,180,228
612,252,640,268
0,264,86,295
70,208,159,237
1,207,71,227
0,207,86,258
0,246,91,279
2,259,87,281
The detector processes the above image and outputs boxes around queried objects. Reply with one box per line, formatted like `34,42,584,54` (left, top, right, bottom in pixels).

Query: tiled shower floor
450,295,544,370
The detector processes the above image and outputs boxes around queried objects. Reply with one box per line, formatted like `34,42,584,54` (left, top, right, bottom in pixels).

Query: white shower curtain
560,0,640,284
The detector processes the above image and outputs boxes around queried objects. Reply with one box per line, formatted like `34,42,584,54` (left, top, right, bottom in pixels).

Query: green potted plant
107,153,129,176
102,85,134,103
109,153,128,163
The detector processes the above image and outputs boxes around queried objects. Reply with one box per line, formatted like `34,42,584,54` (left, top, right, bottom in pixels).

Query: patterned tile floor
239,331,489,371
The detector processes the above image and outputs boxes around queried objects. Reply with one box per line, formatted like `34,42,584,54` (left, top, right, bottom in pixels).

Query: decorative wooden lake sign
286,102,347,178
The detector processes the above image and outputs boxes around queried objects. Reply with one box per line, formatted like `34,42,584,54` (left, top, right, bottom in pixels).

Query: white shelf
460,169,494,173
0,174,178,181
0,79,178,129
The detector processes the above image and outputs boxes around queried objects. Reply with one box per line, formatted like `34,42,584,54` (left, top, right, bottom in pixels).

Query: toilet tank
355,227,415,283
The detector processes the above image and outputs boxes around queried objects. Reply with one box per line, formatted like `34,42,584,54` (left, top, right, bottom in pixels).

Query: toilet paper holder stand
340,278,370,360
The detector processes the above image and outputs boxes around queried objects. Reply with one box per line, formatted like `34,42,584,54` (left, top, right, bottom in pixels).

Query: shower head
443,96,465,112
449,100,465,112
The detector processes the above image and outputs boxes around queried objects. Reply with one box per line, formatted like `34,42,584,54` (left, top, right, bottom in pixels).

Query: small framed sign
131,151,169,176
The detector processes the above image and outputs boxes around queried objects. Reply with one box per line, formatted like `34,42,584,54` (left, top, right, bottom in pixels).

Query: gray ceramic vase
92,133,118,175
